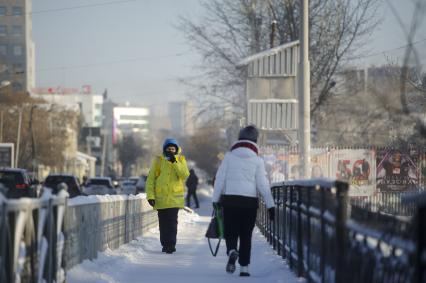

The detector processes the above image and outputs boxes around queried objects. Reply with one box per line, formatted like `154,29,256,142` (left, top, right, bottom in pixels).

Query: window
95,103,102,110
0,25,6,36
13,63,24,73
12,82,23,91
13,45,22,56
0,44,7,56
12,7,23,16
12,25,22,36
119,115,146,120
94,115,102,123
0,7,6,16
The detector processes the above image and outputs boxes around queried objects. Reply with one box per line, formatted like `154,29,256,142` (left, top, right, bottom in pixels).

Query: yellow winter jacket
146,154,190,209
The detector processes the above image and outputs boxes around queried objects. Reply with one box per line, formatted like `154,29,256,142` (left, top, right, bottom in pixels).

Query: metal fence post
320,187,325,283
296,185,304,277
416,203,426,283
272,187,277,251
282,185,287,259
288,185,294,270
268,197,272,244
335,181,349,283
276,187,281,256
46,198,54,283
0,201,8,283
306,185,311,279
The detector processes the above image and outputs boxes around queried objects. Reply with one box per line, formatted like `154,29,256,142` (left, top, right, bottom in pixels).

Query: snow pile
67,195,302,283
68,193,147,207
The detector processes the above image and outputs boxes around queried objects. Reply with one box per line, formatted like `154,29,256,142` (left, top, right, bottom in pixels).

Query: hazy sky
32,0,426,106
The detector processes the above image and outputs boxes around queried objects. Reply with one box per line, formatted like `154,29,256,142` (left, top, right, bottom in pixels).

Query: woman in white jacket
212,125,275,277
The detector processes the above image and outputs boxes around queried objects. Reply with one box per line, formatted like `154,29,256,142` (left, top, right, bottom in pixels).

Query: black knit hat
238,125,259,143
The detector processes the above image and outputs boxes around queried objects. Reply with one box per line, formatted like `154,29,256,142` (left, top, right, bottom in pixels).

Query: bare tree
181,120,228,177
313,0,426,148
389,0,426,140
314,64,421,147
0,91,80,170
117,135,144,177
178,0,380,121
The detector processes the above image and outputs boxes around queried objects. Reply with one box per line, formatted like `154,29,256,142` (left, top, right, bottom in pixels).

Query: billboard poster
287,153,300,180
310,148,329,178
376,149,420,192
330,149,376,197
260,147,289,184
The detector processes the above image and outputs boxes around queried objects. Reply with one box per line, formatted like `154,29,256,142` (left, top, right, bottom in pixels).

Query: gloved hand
165,152,176,163
148,199,155,207
169,154,176,163
268,207,275,221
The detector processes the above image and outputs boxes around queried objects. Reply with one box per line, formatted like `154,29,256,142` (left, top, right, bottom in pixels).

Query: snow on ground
67,185,302,283
68,193,147,206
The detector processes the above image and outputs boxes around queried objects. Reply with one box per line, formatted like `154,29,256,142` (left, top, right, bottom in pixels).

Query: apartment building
0,0,35,92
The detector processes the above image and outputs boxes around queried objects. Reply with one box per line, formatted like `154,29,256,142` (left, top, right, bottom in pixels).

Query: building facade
31,86,104,127
0,0,35,92
150,101,196,138
113,105,150,138
112,105,151,176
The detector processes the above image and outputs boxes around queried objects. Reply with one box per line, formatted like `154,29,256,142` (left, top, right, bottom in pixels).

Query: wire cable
36,52,190,72
30,0,138,16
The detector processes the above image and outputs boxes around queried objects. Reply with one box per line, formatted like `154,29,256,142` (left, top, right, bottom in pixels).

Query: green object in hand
215,207,224,238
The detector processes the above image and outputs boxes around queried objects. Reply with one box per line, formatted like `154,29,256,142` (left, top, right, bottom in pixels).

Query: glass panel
12,7,23,16
0,44,7,55
12,25,22,36
13,45,22,56
0,25,6,36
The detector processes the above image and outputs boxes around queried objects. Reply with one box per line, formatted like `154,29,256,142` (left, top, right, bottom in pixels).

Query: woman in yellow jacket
146,138,190,254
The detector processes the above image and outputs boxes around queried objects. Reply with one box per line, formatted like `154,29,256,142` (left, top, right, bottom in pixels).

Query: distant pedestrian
146,138,190,254
186,168,199,208
81,175,88,187
212,125,275,277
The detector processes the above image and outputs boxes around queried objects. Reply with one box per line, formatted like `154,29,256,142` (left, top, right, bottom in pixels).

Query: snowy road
67,187,302,283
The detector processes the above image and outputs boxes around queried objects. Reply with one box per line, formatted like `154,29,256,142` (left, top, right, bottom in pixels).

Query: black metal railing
0,191,68,283
257,179,425,283
350,190,424,216
0,192,158,283
63,197,157,269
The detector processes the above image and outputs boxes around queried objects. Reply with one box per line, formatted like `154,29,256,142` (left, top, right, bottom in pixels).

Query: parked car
136,175,147,193
83,177,116,195
44,174,87,198
0,183,8,197
121,179,137,195
0,168,38,198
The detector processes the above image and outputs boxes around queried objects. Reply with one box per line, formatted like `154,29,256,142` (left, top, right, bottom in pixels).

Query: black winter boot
226,250,239,274
240,265,250,276
165,246,176,254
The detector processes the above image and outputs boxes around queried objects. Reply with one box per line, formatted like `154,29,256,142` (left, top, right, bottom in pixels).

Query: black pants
157,208,179,248
186,189,199,208
223,206,257,266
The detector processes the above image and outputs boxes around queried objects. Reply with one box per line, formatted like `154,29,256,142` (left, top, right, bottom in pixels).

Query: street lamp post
15,109,22,168
1,107,23,168
29,105,37,176
0,80,11,143
298,0,311,178
0,110,3,143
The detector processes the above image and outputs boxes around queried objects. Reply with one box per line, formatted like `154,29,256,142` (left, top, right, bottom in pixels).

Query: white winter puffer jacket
212,140,275,209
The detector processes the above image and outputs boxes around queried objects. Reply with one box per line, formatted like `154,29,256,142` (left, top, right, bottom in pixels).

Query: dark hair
238,125,259,143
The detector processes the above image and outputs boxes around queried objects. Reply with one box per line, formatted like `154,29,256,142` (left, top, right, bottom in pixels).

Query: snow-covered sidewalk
67,187,301,283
